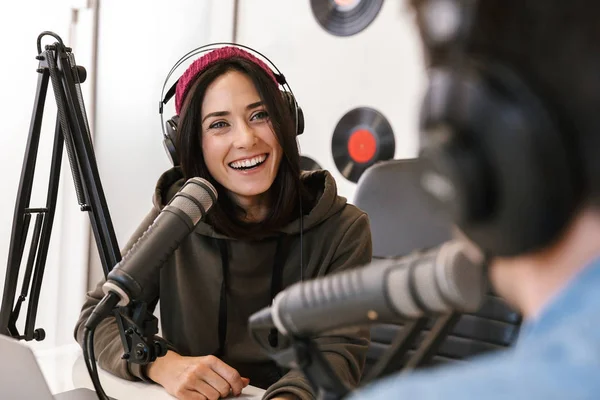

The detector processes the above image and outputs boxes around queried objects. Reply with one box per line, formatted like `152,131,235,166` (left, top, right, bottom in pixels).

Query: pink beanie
175,46,279,115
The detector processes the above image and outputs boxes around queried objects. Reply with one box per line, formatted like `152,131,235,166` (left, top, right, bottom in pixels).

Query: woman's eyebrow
202,111,230,123
246,101,264,110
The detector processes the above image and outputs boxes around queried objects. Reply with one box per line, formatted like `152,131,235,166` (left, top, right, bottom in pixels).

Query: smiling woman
74,46,373,400
175,49,306,239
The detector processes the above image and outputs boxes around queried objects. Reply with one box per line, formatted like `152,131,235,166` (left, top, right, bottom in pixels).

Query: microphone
250,240,484,337
85,177,217,329
104,177,217,305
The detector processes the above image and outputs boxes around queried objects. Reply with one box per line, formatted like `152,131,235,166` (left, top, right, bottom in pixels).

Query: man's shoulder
352,328,600,400
352,351,514,399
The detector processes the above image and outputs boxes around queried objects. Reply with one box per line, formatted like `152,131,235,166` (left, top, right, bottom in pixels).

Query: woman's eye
209,121,228,129
251,111,269,121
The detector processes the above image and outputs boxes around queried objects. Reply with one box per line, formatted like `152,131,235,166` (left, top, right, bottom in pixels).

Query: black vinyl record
331,107,395,183
300,155,322,171
310,0,385,37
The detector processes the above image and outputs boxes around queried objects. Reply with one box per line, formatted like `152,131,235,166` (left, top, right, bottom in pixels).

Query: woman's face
200,70,283,209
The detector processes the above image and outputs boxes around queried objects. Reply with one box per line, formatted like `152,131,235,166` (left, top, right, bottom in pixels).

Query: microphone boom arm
0,31,127,341
0,31,165,399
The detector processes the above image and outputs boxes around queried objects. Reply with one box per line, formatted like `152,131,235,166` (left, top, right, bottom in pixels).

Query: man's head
409,0,600,314
411,0,600,205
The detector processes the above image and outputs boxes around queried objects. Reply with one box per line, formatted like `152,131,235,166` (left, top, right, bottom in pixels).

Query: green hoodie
74,167,372,399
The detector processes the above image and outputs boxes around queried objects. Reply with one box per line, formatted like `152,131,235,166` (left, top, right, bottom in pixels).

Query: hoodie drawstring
215,239,229,358
268,235,290,348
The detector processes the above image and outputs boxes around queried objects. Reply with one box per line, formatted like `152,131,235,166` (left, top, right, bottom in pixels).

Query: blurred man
352,0,600,398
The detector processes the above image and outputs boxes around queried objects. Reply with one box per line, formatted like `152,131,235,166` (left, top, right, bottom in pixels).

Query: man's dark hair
411,0,600,207
176,57,311,239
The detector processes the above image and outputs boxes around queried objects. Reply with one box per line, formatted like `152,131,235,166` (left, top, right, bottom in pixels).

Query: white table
35,343,265,399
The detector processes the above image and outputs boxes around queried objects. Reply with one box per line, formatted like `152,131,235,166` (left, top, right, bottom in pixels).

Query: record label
348,129,377,163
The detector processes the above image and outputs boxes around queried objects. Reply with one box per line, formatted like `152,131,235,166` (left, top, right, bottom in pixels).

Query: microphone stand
0,32,166,399
402,312,461,370
362,317,428,383
363,313,459,383
255,314,456,399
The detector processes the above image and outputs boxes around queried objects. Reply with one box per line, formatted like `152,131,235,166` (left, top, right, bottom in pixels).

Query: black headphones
416,0,579,257
159,42,305,167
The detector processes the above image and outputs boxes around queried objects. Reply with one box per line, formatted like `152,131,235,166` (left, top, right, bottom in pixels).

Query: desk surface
35,344,265,400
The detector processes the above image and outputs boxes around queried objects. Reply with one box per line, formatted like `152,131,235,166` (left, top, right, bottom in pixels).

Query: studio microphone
86,177,217,329
249,240,484,337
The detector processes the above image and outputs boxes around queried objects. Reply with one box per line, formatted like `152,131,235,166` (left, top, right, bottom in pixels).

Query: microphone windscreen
169,178,218,224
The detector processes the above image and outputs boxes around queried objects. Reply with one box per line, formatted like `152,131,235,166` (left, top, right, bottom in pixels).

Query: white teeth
230,154,267,169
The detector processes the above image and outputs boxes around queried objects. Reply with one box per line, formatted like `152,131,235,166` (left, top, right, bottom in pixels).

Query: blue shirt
351,258,600,400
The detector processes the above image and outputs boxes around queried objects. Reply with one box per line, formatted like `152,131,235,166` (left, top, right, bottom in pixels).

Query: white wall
235,0,426,201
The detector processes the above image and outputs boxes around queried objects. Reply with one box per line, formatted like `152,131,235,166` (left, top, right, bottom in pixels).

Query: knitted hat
175,46,279,115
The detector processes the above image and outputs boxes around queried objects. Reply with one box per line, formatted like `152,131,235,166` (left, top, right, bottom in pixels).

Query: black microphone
249,240,484,337
86,177,217,329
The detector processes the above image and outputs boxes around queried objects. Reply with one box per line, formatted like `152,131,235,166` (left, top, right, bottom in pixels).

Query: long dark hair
176,57,311,239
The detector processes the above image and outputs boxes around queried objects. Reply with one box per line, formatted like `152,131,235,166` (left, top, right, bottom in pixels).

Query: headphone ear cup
281,91,304,135
163,115,180,167
418,64,577,257
295,105,305,135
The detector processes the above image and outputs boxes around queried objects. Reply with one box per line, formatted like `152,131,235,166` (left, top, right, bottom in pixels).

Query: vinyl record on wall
300,155,323,171
310,0,384,37
332,107,395,183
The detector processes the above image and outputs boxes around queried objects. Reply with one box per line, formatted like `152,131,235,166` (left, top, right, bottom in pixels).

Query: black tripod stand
0,31,123,342
0,32,166,400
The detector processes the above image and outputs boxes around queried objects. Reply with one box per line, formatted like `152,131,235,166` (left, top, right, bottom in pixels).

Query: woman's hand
147,350,250,400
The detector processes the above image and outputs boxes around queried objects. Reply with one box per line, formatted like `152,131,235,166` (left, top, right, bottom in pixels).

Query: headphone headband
158,43,304,167
158,42,299,137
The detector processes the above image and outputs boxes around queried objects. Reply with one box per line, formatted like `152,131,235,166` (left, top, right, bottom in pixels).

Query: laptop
0,333,112,399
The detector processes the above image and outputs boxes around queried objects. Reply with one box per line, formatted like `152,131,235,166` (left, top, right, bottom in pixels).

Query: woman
74,46,372,400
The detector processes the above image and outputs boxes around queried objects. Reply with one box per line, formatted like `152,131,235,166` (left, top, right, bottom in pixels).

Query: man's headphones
158,43,305,167
416,0,579,257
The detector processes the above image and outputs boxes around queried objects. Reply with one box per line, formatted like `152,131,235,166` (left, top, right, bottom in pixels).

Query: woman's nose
233,122,258,149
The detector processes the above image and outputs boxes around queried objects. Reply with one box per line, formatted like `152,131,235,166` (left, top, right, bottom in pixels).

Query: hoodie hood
152,167,347,239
